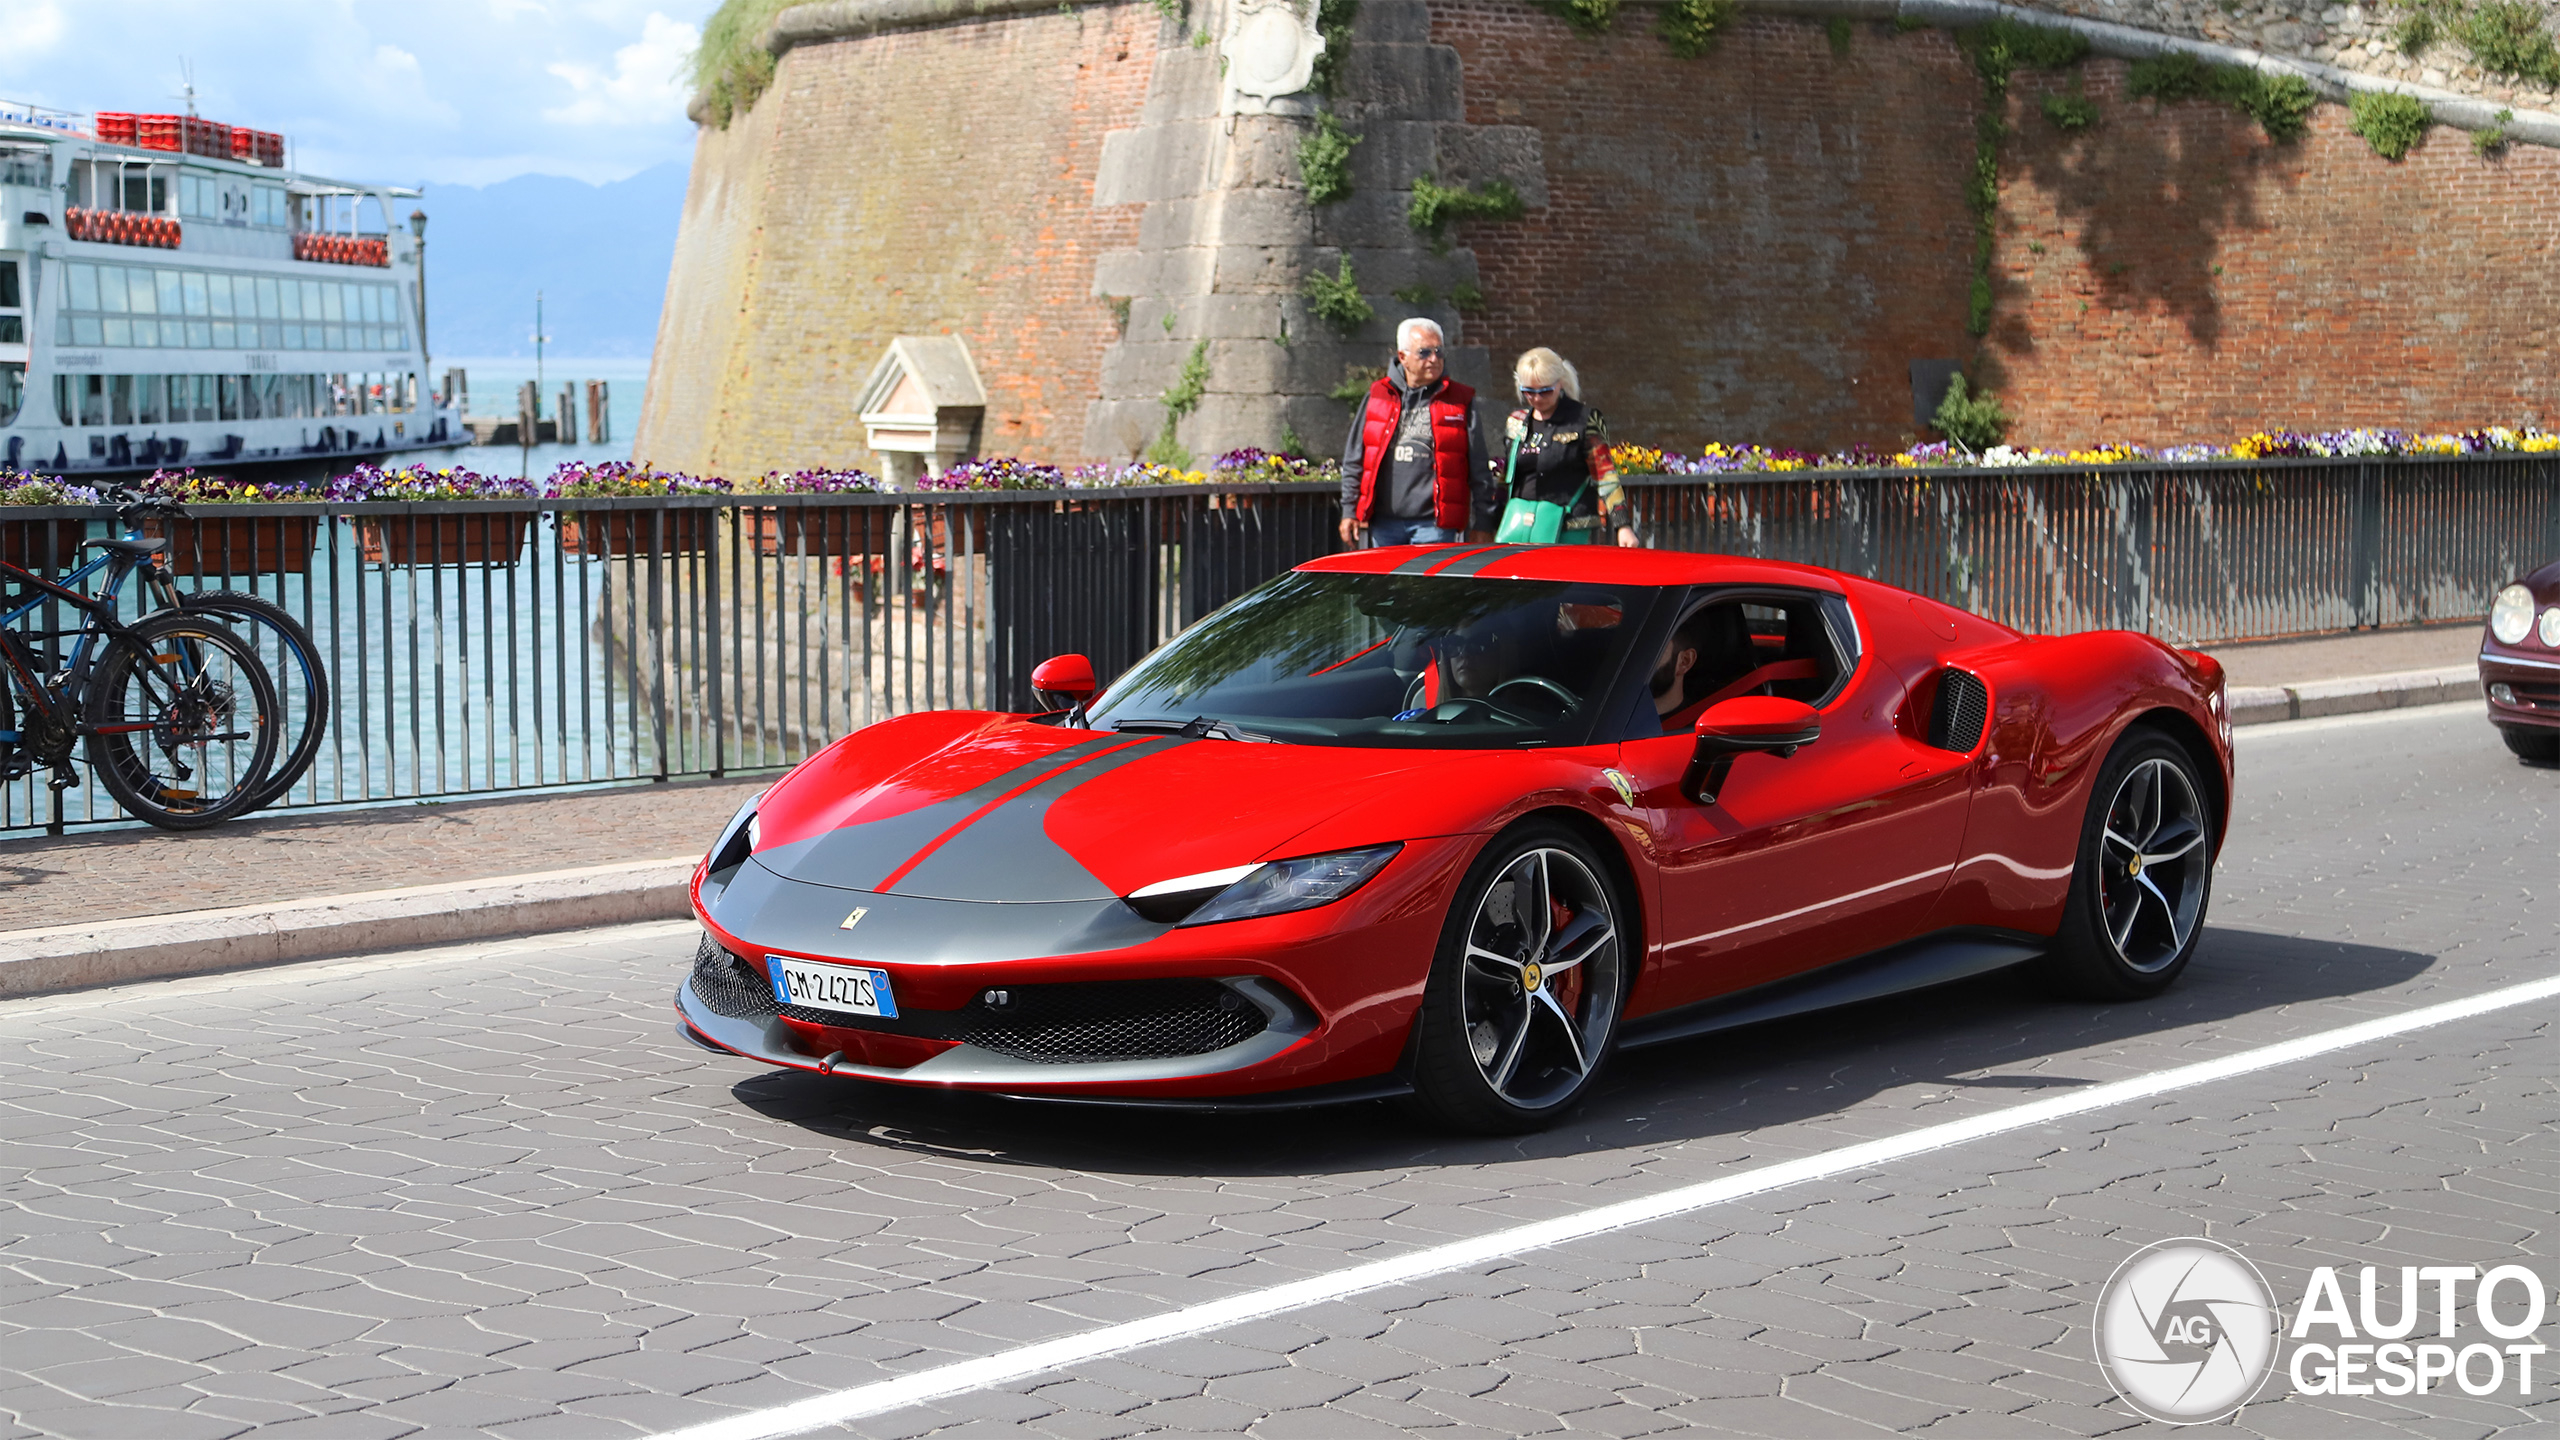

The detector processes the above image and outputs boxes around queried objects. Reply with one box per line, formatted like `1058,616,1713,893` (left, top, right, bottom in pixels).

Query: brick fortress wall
1436,7,2558,450
642,0,2559,469
635,3,1160,476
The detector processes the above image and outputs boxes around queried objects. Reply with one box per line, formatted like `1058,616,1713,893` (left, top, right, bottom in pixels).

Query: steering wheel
1488,676,1580,719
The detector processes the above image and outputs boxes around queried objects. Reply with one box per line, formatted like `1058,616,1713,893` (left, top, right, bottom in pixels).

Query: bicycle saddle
79,537,169,557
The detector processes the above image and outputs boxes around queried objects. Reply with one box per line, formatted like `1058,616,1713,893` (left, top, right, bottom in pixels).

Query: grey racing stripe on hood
887,736,1186,901
756,733,1137,893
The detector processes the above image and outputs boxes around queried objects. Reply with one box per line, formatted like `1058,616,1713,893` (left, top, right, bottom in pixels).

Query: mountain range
415,163,687,359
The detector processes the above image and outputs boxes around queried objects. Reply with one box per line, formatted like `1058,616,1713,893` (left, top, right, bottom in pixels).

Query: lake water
411,353,651,478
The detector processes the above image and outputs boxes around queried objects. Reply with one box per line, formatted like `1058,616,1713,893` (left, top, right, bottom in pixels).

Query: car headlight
2490,584,2536,644
1129,844,1404,926
2543,607,2560,648
706,791,763,876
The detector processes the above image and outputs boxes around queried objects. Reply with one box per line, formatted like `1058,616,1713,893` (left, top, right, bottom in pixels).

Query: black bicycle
2,509,283,828
103,491,331,812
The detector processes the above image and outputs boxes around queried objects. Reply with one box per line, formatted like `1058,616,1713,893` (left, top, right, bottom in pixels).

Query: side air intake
1927,669,1989,753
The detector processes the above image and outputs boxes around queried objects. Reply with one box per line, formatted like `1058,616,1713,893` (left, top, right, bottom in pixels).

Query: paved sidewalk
0,775,765,931
2200,621,2478,687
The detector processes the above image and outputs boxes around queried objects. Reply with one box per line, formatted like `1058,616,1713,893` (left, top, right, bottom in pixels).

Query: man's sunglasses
1405,347,1443,360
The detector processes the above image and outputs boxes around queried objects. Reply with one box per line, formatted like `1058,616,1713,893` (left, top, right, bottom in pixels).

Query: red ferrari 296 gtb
679,543,2233,1132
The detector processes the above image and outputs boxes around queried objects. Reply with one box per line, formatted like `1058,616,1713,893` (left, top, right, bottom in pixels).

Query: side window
1650,589,1855,730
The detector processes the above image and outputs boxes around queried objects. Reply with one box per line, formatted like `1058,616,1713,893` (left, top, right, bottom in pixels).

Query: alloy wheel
2096,756,2208,972
1459,846,1623,1110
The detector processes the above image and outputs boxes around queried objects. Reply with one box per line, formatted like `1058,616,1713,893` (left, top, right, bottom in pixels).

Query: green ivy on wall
1660,0,1738,58
1407,175,1526,244
1298,111,1361,205
1305,256,1376,333
2349,91,2433,158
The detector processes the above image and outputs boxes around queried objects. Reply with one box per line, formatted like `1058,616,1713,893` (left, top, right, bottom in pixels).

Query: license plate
768,956,898,1018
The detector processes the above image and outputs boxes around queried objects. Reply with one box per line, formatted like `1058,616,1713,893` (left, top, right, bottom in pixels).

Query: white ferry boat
0,99,455,479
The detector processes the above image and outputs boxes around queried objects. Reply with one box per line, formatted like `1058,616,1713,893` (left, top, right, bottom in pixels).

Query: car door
1615,588,1977,1013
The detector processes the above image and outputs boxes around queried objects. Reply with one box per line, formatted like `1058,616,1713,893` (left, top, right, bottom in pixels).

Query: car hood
749,713,1477,902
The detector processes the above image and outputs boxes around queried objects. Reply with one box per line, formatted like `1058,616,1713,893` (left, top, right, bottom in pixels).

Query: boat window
0,146,46,187
251,185,287,228
0,259,20,347
179,171,219,220
0,363,21,427
52,266,406,353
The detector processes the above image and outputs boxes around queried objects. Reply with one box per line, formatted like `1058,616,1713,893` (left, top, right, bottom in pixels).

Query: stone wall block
1137,46,1228,125
1349,0,1435,47
1092,246,1214,299
1209,188,1325,249
1339,120,1444,193
1435,124,1550,209
1221,117,1314,190
1340,44,1468,119
1309,188,1421,249
1082,397,1168,458
1096,122,1219,206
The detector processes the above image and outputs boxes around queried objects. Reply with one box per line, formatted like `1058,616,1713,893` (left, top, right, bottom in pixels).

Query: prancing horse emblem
840,907,869,930
1602,768,1637,807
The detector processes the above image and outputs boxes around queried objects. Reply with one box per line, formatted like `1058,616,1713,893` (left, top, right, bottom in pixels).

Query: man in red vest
1337,318,1492,548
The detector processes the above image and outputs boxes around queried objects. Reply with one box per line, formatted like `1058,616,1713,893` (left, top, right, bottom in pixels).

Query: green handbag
1494,429,1588,544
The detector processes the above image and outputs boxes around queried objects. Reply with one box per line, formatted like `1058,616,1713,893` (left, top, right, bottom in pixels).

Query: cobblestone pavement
0,702,2552,1438
0,776,765,930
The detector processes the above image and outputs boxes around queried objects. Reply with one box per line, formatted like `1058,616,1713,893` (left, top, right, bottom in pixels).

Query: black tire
2041,728,2214,1000
1406,820,1632,1134
178,590,328,809
85,612,281,830
2497,724,2560,765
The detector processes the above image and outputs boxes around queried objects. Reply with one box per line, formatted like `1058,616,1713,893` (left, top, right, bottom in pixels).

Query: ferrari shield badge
1602,768,1637,807
840,907,869,930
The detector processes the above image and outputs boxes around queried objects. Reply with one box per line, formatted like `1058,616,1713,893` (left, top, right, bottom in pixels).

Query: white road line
652,970,2560,1440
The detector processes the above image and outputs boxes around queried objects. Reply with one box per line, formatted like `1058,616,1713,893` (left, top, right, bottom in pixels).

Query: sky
0,0,716,186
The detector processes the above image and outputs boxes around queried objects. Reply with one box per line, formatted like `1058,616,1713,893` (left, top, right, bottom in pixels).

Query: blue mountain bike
2,498,286,828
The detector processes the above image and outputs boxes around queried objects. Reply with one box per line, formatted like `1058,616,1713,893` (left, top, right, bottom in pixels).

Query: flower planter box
142,515,318,575
559,509,715,557
0,518,84,574
357,513,532,567
746,506,893,557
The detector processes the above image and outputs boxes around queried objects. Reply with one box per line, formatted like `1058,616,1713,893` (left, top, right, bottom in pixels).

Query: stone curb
2227,664,2480,726
0,856,699,1000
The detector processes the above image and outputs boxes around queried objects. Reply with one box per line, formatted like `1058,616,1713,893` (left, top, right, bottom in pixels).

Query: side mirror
1031,653,1097,710
1682,696,1819,804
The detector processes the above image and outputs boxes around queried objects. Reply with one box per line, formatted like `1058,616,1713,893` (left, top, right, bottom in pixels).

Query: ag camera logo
2092,1238,2281,1424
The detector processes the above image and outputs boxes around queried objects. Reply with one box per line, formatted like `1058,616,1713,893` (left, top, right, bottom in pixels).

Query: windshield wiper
1110,715,1276,742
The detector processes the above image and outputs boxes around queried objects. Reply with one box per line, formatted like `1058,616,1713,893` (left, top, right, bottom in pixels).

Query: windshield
1087,572,1647,748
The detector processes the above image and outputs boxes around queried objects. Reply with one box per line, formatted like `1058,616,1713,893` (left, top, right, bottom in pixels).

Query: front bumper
678,836,1470,1098
2479,643,2560,732
676,954,1316,1085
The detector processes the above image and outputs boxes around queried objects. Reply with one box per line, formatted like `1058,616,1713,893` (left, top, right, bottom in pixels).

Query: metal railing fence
0,453,2547,832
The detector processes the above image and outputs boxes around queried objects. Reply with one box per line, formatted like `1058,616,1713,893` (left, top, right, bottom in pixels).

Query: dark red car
2482,565,2560,763
679,544,2233,1132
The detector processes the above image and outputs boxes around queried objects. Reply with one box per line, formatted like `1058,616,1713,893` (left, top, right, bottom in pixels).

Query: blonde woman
1498,348,1637,547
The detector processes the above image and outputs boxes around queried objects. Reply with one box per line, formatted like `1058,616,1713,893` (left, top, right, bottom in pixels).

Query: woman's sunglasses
1517,385,1557,397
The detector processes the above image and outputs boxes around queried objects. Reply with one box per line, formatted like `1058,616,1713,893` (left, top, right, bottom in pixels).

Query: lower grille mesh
689,935,782,1019
963,980,1268,1064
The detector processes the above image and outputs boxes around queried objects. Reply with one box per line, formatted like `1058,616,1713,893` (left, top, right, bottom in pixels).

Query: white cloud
0,0,68,79
542,12,698,128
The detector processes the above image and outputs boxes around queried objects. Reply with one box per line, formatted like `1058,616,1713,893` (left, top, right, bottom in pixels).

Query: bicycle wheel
85,612,280,829
178,590,329,809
